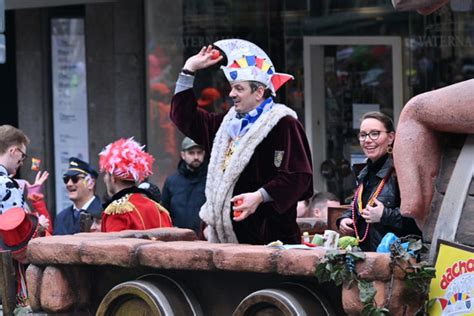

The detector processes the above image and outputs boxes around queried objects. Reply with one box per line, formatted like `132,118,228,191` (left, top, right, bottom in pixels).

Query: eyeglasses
16,147,27,160
358,130,388,142
63,175,85,184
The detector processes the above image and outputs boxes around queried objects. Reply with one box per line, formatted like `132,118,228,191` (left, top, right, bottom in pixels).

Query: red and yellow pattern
102,193,172,232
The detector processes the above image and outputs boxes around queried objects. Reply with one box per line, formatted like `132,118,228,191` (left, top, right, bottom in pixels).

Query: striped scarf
226,97,273,140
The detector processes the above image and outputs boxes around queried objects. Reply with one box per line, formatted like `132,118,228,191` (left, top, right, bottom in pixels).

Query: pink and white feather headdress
99,138,154,183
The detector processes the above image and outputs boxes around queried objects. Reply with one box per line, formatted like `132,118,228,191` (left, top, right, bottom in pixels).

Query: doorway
303,36,403,201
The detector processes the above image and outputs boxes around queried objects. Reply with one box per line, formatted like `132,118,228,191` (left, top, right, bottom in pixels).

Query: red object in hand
233,199,243,217
211,49,221,60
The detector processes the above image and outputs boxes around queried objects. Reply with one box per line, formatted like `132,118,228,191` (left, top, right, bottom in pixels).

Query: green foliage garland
315,237,435,316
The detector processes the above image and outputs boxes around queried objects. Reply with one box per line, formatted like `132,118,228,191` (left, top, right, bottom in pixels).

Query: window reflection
145,0,474,192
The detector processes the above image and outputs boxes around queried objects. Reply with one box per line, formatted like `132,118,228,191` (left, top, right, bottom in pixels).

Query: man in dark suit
53,157,103,235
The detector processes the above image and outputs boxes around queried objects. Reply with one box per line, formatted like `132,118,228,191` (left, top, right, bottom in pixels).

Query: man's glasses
16,147,27,160
63,175,85,184
358,130,388,142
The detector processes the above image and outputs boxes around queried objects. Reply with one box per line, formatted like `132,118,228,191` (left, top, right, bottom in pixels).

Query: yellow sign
429,240,474,315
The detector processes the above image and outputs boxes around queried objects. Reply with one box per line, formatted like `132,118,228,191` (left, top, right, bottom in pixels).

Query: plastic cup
323,230,340,249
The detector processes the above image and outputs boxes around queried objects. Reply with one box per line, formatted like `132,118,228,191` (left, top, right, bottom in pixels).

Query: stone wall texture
26,227,424,315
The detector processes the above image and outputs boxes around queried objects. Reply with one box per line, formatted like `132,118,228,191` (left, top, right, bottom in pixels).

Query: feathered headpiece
99,138,154,183
214,39,294,95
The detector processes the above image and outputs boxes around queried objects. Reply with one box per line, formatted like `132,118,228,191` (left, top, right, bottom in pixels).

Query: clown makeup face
65,174,95,207
229,81,264,114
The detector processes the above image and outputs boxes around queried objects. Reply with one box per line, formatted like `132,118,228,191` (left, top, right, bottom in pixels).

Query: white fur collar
199,103,297,243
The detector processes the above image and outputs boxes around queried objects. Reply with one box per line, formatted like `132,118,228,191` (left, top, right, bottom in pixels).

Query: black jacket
337,156,421,251
161,160,207,234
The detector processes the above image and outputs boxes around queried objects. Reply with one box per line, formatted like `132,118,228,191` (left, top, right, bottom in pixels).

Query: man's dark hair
249,81,272,99
138,181,161,203
309,191,339,210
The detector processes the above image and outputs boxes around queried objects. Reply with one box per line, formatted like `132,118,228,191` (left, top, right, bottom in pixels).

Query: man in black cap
53,157,103,235
161,137,207,235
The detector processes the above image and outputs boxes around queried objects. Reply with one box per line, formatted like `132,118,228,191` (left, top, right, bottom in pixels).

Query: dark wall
15,8,53,199
15,0,146,214
0,10,18,126
85,0,146,201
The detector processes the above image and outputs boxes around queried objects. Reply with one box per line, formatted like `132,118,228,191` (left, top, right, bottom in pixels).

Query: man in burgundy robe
170,39,313,245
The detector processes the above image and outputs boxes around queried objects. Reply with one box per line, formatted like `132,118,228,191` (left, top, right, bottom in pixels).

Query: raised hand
34,170,49,186
183,45,223,72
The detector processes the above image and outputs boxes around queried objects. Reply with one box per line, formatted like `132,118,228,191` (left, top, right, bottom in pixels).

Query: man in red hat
99,138,172,232
0,207,40,263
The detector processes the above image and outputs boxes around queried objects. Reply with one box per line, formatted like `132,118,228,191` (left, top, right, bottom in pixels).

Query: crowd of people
0,38,433,305
0,129,175,303
168,39,421,250
0,39,429,249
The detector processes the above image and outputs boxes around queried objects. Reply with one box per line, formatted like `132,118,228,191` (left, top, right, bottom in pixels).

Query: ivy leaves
314,249,366,287
314,238,436,316
314,249,388,315
314,249,389,315
358,280,389,315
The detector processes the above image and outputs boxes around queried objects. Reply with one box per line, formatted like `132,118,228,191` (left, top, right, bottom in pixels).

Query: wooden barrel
96,274,203,316
233,283,336,316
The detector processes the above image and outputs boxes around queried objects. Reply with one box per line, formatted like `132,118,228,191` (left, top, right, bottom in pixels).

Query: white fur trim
199,103,297,243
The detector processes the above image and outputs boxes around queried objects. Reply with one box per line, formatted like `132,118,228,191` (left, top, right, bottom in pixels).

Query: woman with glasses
337,112,421,251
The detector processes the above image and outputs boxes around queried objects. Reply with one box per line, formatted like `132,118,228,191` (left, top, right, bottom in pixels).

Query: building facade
2,0,473,213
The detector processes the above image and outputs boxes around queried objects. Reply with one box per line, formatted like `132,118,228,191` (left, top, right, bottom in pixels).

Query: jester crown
214,39,293,95
99,138,154,183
